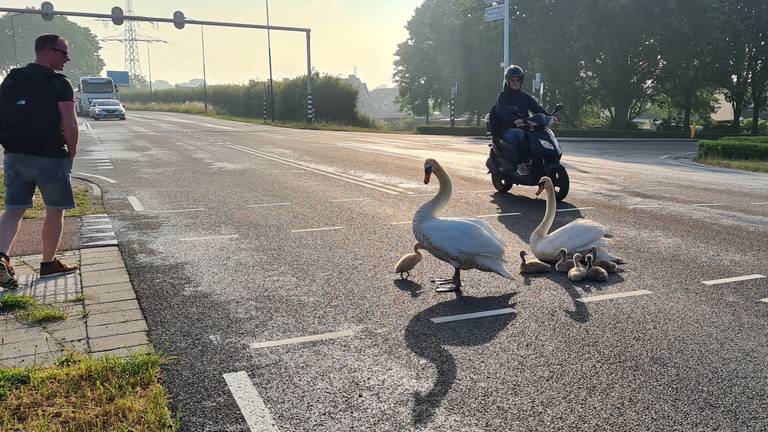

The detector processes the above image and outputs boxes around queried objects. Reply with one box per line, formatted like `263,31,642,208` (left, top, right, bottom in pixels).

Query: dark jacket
0,63,74,158
494,83,547,131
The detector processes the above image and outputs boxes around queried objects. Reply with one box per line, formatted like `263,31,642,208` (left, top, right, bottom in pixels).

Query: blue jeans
3,153,75,210
500,128,525,163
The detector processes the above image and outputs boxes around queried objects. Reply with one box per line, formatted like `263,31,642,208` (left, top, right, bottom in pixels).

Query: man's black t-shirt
0,63,74,158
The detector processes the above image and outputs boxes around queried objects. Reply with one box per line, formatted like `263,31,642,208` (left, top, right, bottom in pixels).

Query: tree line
393,0,768,133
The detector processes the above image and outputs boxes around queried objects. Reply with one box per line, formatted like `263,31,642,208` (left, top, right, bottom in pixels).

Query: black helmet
504,65,525,83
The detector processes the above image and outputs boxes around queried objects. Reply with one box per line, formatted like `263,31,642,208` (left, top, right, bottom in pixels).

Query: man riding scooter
494,65,549,176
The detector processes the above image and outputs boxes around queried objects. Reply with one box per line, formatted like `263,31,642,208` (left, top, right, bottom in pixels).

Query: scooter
485,104,569,200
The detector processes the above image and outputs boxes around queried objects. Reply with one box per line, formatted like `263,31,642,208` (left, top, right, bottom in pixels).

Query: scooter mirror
551,104,564,115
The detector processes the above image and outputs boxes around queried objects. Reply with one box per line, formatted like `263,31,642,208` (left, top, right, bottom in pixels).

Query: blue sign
107,70,130,87
484,5,504,22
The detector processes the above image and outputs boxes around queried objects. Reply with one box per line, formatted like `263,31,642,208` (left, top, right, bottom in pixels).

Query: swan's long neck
531,182,556,239
414,167,452,224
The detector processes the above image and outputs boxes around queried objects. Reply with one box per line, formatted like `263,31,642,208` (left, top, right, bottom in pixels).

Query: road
74,112,768,432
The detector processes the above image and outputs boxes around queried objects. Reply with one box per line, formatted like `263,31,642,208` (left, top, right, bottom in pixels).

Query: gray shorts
3,153,75,210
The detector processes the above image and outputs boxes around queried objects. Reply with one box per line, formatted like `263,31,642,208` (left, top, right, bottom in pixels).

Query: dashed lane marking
330,197,370,202
576,290,653,303
228,144,405,195
222,371,279,432
198,122,234,130
760,298,768,303
150,208,205,213
247,202,292,208
127,196,144,212
475,212,521,218
700,274,766,286
75,172,117,183
752,202,768,205
431,308,516,323
291,226,344,233
180,235,238,241
250,330,353,349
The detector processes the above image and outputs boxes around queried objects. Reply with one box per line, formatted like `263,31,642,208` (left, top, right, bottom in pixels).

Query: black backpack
0,67,61,152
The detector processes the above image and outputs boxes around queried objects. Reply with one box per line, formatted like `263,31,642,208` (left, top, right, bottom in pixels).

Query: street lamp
265,0,275,122
10,12,20,67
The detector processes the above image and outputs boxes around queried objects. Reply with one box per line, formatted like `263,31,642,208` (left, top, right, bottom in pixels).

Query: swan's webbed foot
399,271,411,280
432,269,462,293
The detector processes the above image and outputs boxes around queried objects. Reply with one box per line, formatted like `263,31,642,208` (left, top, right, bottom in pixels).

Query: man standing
0,34,80,288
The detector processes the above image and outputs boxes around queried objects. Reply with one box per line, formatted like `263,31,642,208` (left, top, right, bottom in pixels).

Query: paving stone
85,298,140,314
42,316,86,332
0,316,37,331
90,331,148,352
84,289,136,305
87,308,144,326
80,261,126,272
91,344,153,359
83,282,134,296
89,320,148,339
1,350,64,367
81,269,130,287
1,337,60,359
49,325,87,342
1,326,48,344
80,255,124,267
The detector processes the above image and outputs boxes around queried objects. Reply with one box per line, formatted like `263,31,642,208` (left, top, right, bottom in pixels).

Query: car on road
89,99,126,120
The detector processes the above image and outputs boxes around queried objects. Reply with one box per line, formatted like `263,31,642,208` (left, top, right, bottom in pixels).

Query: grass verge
0,294,67,324
695,157,768,173
123,102,413,134
0,351,177,431
0,172,106,220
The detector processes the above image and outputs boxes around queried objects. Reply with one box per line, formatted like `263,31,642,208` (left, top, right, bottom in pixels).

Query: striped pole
307,93,314,122
263,85,268,122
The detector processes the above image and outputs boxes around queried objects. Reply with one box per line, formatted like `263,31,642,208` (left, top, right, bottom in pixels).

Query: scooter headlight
539,138,555,150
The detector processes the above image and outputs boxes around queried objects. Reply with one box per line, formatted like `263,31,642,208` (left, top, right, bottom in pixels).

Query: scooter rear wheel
491,172,513,193
551,168,570,201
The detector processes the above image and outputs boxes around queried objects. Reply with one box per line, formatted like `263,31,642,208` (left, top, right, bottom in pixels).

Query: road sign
107,70,130,87
40,1,54,21
484,0,498,4
484,5,504,22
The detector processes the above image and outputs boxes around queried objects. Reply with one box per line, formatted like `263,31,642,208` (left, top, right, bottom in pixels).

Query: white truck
76,77,118,116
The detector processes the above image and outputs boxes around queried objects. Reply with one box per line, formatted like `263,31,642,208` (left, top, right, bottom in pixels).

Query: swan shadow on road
404,292,517,427
393,278,425,298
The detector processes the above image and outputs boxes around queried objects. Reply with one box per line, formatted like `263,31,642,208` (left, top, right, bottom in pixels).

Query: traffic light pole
0,4,316,122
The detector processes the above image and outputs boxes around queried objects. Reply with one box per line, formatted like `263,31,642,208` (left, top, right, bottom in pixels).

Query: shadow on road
393,278,424,298
404,292,517,427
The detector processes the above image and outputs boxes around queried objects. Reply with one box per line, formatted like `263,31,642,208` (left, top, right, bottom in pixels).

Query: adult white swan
412,159,512,292
530,176,623,263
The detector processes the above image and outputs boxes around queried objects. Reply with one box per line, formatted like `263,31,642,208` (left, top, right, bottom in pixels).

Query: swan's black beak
535,183,545,196
423,166,432,184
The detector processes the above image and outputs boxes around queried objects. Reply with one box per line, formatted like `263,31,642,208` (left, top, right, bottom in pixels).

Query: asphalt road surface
74,112,768,432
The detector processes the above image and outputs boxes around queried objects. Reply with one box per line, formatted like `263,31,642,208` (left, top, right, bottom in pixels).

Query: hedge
698,138,768,160
415,125,749,140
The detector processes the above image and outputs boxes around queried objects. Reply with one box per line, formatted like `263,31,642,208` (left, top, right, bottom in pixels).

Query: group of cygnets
394,159,623,292
519,246,618,282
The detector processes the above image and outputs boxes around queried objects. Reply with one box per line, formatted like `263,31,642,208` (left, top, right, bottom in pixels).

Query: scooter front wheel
552,168,570,201
491,172,513,193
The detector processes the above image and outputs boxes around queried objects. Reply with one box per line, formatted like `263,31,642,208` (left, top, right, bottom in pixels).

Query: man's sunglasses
50,47,69,57
508,78,522,83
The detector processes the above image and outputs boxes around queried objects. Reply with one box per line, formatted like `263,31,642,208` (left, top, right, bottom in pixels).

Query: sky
3,0,423,88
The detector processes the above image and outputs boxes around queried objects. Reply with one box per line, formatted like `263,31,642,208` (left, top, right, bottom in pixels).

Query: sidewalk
0,215,152,368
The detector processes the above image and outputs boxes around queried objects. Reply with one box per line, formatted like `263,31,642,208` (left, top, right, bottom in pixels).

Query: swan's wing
448,217,507,248
421,218,506,259
539,218,607,253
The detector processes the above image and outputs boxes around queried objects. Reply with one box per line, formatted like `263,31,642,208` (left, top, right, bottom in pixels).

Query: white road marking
760,298,768,303
291,226,344,233
247,202,292,208
557,207,594,212
180,235,239,241
82,224,113,229
691,203,725,207
700,274,766,286
222,371,279,432
127,196,144,212
330,197,370,202
250,330,353,349
150,208,205,213
75,172,117,183
82,239,118,247
628,205,664,208
752,202,768,205
475,212,521,218
660,155,670,159
228,144,405,195
198,122,234,130
575,290,653,303
430,308,516,323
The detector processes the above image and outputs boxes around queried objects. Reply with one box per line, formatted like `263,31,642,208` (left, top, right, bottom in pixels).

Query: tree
745,1,768,134
0,12,105,82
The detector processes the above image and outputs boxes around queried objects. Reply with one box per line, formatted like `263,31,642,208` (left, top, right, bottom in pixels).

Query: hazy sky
4,0,422,88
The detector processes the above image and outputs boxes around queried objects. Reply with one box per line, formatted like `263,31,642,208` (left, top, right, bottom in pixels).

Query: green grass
0,351,178,431
0,294,67,324
65,294,88,303
0,172,106,220
695,157,768,173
